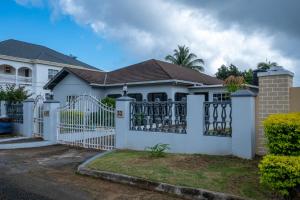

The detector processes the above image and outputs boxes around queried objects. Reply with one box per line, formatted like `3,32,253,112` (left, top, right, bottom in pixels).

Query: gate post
43,100,60,143
231,90,256,159
0,101,6,117
115,96,133,149
23,99,34,137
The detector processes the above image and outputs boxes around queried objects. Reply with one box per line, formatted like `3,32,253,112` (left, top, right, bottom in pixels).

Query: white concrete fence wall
116,90,257,159
23,99,59,143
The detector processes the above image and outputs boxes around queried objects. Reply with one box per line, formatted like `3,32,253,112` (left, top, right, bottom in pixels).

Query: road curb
0,140,56,149
77,152,246,200
77,150,115,171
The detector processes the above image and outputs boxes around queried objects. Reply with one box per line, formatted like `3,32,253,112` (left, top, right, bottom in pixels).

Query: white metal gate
33,95,44,137
57,95,115,150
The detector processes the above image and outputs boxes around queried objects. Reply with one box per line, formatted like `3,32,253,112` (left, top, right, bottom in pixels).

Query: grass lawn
0,134,18,139
87,150,278,200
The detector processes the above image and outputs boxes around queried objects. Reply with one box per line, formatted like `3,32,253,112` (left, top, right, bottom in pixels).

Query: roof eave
0,54,102,72
90,79,204,87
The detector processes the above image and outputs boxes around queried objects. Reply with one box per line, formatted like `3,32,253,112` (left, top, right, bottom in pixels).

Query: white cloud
16,0,299,84
15,0,44,7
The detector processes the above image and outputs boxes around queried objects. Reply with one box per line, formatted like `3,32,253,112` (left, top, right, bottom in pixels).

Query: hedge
259,155,300,197
60,110,84,124
263,113,300,156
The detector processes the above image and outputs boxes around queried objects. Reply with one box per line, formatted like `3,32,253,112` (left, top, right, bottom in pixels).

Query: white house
44,59,233,104
0,39,101,97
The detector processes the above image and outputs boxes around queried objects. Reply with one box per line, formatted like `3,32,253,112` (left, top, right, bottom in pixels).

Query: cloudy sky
1,0,299,85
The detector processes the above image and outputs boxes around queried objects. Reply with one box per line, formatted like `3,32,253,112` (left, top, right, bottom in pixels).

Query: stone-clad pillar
256,66,294,155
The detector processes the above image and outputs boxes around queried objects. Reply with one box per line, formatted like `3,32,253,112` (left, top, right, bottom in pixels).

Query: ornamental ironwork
204,101,232,137
130,98,187,133
6,103,23,123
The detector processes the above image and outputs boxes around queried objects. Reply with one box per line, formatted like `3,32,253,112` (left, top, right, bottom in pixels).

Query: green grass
87,150,278,200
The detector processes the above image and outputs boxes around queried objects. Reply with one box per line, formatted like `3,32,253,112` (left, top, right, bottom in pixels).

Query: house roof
44,59,223,90
0,39,98,70
105,59,223,85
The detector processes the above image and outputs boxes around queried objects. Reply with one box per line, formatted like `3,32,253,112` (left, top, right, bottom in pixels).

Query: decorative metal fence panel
57,95,115,150
130,99,187,133
33,95,44,137
6,103,23,123
204,101,232,137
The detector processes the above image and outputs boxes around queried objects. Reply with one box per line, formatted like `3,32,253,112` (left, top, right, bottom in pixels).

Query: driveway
0,145,181,200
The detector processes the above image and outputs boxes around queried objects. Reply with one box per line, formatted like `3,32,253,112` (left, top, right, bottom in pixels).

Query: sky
0,0,299,85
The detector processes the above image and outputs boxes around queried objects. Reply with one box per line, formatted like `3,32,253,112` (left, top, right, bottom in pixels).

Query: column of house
256,66,294,155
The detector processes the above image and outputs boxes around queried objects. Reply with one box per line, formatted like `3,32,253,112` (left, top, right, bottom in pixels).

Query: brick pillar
256,66,294,155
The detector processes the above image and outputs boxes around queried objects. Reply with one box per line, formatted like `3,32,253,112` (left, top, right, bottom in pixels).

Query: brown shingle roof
66,67,106,84
105,59,222,85
45,59,223,89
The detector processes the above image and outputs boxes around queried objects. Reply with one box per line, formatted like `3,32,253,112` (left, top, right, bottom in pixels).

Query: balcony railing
0,74,32,85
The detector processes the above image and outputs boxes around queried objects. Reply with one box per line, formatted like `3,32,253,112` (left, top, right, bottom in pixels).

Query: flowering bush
224,75,245,92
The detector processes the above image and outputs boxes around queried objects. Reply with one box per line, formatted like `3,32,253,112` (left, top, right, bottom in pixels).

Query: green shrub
0,84,31,102
259,155,300,198
101,97,116,108
88,111,115,126
263,113,300,156
145,143,170,157
60,110,84,124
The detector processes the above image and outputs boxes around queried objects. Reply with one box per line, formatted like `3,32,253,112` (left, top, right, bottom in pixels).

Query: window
213,93,231,102
107,94,122,99
66,95,78,108
4,66,11,73
175,93,188,101
128,93,143,101
48,69,59,80
24,69,30,77
147,93,168,101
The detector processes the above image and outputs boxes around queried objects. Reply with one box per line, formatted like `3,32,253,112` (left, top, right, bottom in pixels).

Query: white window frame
48,69,59,80
212,93,231,102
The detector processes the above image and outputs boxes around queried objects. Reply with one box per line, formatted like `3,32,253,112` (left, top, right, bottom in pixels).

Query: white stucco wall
52,73,104,105
0,58,63,97
116,95,232,155
32,63,61,96
104,84,189,100
116,93,256,159
189,86,228,101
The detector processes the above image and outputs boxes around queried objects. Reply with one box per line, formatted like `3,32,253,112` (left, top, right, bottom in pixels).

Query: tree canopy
165,45,205,72
215,64,254,84
257,61,278,71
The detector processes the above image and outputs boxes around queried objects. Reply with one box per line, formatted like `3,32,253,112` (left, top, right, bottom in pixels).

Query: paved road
0,145,182,200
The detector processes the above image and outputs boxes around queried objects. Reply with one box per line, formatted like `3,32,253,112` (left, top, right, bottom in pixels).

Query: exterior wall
33,63,61,96
256,73,293,155
116,95,232,155
103,84,189,100
0,58,63,97
290,87,300,112
52,73,104,105
116,93,256,159
189,86,227,101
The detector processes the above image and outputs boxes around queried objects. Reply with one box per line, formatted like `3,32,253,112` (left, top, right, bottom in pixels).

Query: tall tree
215,64,242,80
165,45,205,72
215,64,254,84
257,60,278,71
242,69,253,84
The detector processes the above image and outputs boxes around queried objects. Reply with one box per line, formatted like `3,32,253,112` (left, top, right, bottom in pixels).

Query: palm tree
257,60,278,71
165,45,205,72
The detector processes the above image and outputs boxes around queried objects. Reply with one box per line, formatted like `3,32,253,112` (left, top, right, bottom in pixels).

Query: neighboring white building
44,59,233,105
0,39,101,97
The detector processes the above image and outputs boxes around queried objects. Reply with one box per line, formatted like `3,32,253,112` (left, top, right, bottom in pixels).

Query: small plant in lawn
145,143,170,157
